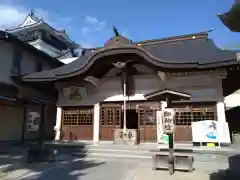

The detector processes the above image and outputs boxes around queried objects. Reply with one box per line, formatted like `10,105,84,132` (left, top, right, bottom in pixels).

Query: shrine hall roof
22,31,239,82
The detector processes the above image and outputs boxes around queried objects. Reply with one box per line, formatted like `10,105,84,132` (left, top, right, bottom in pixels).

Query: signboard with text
156,111,169,144
162,108,176,134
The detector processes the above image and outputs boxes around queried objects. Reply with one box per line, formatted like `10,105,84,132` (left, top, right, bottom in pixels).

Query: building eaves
22,31,239,82
0,30,64,66
7,20,78,48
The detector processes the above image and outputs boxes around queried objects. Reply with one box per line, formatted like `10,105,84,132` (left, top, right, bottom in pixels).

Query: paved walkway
0,161,56,180
131,166,239,180
45,140,240,155
0,153,72,180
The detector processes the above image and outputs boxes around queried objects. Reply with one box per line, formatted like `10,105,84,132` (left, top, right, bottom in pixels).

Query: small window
11,48,22,75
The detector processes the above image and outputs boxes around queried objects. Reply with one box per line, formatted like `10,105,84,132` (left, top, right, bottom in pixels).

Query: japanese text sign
162,108,176,134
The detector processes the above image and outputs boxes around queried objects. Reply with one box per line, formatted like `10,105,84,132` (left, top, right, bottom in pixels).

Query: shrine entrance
99,102,159,143
138,102,160,142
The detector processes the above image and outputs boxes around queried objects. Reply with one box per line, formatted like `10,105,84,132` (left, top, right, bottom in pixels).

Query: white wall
225,89,240,109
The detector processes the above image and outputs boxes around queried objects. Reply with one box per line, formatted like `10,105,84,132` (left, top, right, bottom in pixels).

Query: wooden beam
84,76,101,88
157,71,166,82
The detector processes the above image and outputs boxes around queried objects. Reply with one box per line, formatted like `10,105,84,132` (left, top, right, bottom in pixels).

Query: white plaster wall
57,73,223,106
224,89,240,109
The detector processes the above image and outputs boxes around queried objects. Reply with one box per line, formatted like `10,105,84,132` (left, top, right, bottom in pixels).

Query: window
173,104,216,126
63,108,93,126
11,48,22,75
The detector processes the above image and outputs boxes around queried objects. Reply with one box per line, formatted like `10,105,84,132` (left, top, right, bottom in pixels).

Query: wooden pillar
21,106,27,144
39,104,46,147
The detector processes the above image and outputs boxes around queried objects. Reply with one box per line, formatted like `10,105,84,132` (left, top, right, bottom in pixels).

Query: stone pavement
0,161,57,180
0,153,72,180
130,166,240,180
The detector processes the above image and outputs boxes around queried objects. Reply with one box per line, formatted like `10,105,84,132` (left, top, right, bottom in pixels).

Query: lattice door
100,105,121,140
61,107,93,140
138,104,158,142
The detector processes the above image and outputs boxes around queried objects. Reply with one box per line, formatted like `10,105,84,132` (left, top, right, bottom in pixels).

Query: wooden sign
162,108,176,134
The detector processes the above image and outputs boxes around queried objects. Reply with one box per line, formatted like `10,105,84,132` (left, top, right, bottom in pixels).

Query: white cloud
0,4,27,29
85,16,99,24
79,15,131,48
84,15,106,31
79,15,109,47
79,41,94,48
0,1,73,31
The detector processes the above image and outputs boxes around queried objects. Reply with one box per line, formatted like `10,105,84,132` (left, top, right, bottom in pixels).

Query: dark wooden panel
61,126,93,140
174,126,192,142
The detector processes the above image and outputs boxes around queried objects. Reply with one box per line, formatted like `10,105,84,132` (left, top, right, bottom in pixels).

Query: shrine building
22,30,240,145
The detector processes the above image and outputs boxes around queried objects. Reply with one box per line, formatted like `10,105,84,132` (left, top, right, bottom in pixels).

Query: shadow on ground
0,143,104,180
209,155,240,180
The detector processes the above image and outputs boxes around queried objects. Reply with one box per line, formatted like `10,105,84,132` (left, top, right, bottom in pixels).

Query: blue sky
0,0,239,48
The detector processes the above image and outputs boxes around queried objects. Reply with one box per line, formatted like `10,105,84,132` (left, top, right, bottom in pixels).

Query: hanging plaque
26,111,40,131
162,108,176,134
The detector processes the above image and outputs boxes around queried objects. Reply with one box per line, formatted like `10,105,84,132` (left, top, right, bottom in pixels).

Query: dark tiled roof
22,32,239,82
142,39,237,64
0,30,64,66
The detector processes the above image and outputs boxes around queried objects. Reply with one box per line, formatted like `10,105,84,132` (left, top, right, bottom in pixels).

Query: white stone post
217,101,226,122
93,103,100,143
216,101,229,146
54,107,62,140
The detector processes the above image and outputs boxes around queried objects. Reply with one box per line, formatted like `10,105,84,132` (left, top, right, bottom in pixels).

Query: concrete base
152,148,194,173
25,148,55,163
114,129,138,145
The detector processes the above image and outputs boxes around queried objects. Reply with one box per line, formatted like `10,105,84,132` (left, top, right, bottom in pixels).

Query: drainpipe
123,70,127,133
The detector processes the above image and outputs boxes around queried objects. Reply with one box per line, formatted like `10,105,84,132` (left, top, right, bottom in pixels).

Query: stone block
152,148,194,172
114,129,137,145
152,154,169,170
174,155,194,172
